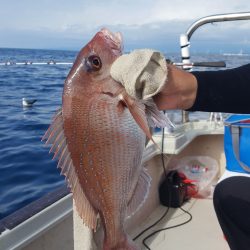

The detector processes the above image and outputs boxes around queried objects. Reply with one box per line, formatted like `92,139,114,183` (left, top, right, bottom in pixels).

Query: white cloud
0,0,250,51
241,39,250,44
2,0,250,31
147,0,250,22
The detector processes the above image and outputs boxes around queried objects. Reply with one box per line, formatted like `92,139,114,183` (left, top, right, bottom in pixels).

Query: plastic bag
173,156,219,198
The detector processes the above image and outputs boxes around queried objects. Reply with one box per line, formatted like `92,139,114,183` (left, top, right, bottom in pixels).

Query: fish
43,28,168,250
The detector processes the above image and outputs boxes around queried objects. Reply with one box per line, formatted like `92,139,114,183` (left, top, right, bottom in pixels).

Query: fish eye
87,55,102,71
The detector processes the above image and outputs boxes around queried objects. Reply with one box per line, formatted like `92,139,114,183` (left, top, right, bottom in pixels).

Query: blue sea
0,48,249,220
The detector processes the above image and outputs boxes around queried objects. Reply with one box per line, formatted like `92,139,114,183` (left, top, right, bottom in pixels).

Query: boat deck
6,196,230,250
132,198,229,250
1,123,228,250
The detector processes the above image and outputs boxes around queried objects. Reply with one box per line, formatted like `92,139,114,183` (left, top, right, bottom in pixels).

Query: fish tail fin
103,235,138,250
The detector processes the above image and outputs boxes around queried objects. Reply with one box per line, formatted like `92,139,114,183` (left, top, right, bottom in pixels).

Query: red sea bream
43,28,167,250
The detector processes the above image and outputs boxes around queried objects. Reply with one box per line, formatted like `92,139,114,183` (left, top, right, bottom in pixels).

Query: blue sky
1,0,250,53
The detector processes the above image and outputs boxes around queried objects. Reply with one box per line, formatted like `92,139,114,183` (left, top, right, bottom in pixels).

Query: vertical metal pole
180,34,191,123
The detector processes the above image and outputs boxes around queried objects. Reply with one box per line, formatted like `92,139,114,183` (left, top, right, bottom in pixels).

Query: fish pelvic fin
42,108,98,230
126,168,151,218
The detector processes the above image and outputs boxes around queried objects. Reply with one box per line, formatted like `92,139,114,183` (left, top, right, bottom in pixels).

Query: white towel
110,49,168,100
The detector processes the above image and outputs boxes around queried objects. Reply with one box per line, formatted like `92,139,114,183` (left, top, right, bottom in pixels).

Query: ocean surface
0,48,249,220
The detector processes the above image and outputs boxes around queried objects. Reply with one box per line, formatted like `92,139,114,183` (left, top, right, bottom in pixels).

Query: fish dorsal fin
126,167,151,218
42,108,98,230
119,92,155,143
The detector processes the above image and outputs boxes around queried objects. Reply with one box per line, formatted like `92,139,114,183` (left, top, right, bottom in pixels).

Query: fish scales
64,92,145,247
74,95,144,206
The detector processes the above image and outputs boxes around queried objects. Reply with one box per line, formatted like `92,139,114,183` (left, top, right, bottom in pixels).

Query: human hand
153,64,198,110
110,49,198,111
110,49,167,100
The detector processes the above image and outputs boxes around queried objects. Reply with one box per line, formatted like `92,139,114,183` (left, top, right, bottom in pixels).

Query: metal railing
180,12,250,123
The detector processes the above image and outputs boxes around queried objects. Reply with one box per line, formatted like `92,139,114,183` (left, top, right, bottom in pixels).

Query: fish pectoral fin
119,92,155,143
126,168,151,218
144,98,175,129
43,109,98,230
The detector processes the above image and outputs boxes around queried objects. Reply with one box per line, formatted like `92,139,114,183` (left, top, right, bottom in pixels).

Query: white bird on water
22,98,37,107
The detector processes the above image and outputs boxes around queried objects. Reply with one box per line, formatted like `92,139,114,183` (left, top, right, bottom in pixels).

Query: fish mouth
100,28,124,53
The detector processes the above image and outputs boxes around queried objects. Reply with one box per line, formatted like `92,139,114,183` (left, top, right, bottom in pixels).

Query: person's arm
154,63,250,114
189,63,250,113
110,50,250,114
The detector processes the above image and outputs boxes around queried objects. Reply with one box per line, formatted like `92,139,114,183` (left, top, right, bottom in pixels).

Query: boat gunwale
0,185,70,235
